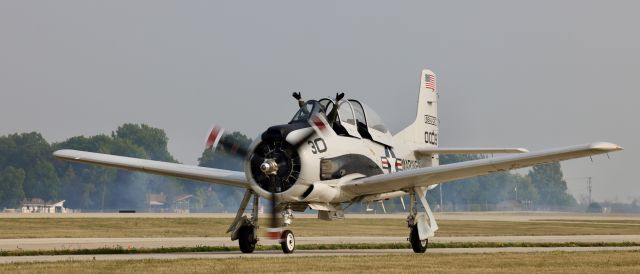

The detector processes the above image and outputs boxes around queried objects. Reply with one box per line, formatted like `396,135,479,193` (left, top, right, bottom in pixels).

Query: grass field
0,218,639,238
1,251,639,273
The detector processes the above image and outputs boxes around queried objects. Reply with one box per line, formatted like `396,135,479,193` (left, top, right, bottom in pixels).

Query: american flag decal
395,159,404,171
424,74,436,90
381,157,390,169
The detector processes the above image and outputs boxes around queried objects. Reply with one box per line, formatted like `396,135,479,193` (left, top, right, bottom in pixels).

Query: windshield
362,103,388,133
338,101,355,125
290,100,321,123
318,99,334,116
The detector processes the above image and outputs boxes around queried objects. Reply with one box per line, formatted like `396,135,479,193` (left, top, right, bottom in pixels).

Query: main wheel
238,226,257,253
280,230,295,254
409,225,428,253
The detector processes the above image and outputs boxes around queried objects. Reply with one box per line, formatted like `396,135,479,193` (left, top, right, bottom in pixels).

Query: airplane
53,69,623,254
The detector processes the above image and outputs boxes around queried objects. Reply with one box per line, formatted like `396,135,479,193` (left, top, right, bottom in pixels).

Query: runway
4,235,640,251
2,212,638,264
5,235,640,250
1,246,639,264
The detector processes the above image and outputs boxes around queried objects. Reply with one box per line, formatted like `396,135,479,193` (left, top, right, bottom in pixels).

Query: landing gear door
337,100,361,138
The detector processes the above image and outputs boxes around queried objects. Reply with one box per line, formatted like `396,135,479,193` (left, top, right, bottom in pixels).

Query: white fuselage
245,129,432,204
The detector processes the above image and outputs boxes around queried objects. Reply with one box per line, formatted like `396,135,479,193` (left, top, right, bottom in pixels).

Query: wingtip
589,142,623,151
53,149,81,160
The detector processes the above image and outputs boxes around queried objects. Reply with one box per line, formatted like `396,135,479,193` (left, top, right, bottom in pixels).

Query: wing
341,142,622,196
415,147,529,155
54,149,249,188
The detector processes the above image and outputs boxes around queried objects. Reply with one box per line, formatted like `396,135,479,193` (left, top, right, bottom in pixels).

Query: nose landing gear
229,190,297,254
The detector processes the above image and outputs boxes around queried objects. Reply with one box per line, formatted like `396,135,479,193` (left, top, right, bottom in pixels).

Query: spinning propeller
205,116,326,239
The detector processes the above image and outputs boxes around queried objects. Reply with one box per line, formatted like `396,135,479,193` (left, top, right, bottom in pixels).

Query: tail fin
394,69,438,147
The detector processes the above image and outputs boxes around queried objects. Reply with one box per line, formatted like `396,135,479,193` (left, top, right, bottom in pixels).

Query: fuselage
243,99,434,204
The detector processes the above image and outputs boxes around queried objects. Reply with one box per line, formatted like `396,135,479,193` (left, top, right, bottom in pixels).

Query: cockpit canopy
290,100,322,123
290,98,393,146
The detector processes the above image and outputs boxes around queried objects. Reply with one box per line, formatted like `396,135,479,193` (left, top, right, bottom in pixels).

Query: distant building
147,192,167,212
173,194,193,213
147,193,194,213
21,198,67,213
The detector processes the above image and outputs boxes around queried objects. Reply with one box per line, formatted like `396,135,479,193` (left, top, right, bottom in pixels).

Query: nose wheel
280,230,296,253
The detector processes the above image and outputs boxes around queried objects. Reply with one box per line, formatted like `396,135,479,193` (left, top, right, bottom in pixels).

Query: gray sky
0,1,637,202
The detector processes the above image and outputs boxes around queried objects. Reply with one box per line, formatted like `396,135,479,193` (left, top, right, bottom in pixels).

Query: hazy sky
0,1,637,202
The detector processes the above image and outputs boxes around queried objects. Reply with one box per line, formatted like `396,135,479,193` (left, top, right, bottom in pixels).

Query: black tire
238,226,256,253
280,230,295,254
409,225,428,253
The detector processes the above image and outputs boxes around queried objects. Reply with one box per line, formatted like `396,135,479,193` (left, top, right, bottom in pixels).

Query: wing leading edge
53,149,249,189
342,142,622,196
415,147,529,155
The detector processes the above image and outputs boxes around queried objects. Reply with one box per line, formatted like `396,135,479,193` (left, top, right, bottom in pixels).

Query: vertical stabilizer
394,69,438,148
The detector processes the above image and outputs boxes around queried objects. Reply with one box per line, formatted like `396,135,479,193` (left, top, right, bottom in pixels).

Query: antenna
439,184,443,211
565,176,594,205
587,177,592,205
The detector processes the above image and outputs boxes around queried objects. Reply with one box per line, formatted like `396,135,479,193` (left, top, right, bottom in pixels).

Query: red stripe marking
267,231,281,240
206,126,221,149
312,116,326,132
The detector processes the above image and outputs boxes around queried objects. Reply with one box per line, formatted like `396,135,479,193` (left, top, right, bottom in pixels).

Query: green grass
1,218,639,238
2,251,640,273
2,242,639,257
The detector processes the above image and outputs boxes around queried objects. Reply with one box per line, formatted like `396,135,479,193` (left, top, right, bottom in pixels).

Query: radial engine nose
249,138,301,194
259,159,278,175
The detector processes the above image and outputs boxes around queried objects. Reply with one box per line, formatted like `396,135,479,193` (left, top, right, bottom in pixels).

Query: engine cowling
249,139,300,193
244,123,311,200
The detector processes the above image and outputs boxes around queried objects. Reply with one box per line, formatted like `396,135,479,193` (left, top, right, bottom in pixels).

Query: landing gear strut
228,190,260,253
278,205,295,253
406,187,438,253
228,190,297,254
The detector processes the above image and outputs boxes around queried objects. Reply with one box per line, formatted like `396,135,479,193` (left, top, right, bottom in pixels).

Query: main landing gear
406,187,438,253
228,190,296,254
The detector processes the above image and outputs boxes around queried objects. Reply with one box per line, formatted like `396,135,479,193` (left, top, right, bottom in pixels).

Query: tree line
0,123,582,212
0,124,247,211
425,154,577,212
